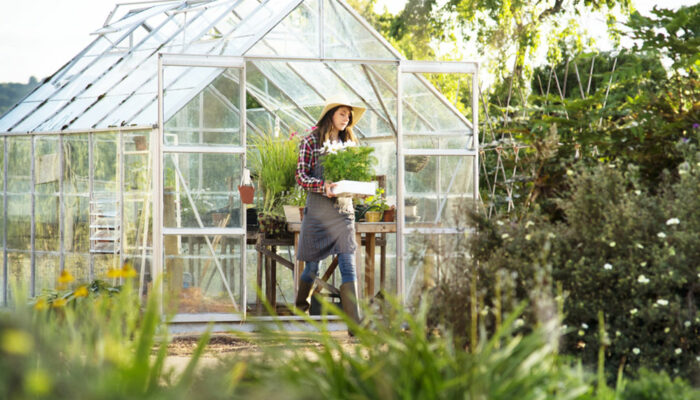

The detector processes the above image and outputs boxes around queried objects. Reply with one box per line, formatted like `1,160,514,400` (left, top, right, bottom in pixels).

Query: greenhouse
0,0,478,323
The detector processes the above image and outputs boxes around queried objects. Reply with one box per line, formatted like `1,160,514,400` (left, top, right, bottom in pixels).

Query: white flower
566,169,574,176
640,261,648,267
609,241,616,247
664,327,671,333
658,232,667,238
634,190,641,195
656,299,669,306
615,330,621,337
496,220,504,226
525,221,534,228
604,263,613,270
581,323,589,330
630,308,638,315
514,319,524,327
632,348,640,355
666,218,680,225
637,275,650,284
501,233,510,239
675,348,682,355
685,321,691,328
578,330,585,336
636,243,644,249
547,232,556,239
525,234,532,241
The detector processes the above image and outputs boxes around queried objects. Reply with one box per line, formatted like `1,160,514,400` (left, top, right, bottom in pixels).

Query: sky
0,0,695,84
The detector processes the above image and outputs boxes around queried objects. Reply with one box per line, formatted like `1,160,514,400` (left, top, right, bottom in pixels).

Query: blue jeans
300,253,356,285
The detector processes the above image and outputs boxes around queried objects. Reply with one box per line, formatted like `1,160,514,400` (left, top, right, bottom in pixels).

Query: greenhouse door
397,60,479,302
156,55,248,320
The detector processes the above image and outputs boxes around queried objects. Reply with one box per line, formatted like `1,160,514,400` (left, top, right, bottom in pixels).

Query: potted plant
247,133,300,237
321,141,377,196
405,197,418,218
363,188,389,222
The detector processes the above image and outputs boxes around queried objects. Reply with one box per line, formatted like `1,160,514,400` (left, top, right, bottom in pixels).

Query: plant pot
238,185,255,204
382,207,395,222
365,210,383,222
405,155,429,173
283,205,301,223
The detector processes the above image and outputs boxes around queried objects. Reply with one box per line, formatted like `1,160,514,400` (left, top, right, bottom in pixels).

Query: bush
621,369,700,400
429,139,700,384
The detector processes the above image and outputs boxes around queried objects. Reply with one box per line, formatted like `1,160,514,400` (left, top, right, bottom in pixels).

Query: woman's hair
314,105,359,144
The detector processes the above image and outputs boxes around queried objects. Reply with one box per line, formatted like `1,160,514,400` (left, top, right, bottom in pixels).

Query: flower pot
365,210,383,222
405,155,429,172
238,185,255,204
382,207,395,222
283,205,302,223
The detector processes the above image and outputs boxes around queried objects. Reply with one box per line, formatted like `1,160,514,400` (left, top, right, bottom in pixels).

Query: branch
538,0,564,22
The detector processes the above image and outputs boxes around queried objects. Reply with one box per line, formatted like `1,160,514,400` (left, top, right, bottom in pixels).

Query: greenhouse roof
0,0,471,138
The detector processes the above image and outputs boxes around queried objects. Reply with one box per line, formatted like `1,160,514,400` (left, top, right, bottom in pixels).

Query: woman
294,98,366,331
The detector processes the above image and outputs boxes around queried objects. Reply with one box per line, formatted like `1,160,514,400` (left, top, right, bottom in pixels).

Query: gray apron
297,158,356,261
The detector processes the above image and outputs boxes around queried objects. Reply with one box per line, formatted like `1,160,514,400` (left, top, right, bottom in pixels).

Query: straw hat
316,98,366,128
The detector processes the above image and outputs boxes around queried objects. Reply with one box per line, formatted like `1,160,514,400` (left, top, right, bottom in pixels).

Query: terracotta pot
382,207,395,222
365,210,383,222
238,185,255,204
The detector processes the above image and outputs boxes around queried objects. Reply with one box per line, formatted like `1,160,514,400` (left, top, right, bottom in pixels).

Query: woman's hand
324,181,337,198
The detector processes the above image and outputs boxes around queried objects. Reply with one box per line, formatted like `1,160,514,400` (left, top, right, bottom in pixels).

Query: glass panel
6,195,31,250
323,0,395,60
404,232,466,299
12,99,69,133
404,155,475,227
64,253,90,284
404,135,471,150
219,0,298,56
96,3,178,35
166,235,243,314
64,135,90,195
64,195,90,253
253,61,322,109
7,252,31,297
164,70,242,147
401,73,471,133
123,132,151,259
67,94,131,130
36,254,60,294
164,153,242,228
35,195,59,252
0,102,40,132
37,98,95,132
104,93,157,128
7,137,31,193
94,254,120,281
93,133,118,193
247,0,318,58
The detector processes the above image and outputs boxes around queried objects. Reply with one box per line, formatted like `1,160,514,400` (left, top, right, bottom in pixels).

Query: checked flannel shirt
296,133,325,193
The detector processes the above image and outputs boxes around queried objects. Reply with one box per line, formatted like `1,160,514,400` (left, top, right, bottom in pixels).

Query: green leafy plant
247,134,300,214
321,142,377,183
363,188,389,212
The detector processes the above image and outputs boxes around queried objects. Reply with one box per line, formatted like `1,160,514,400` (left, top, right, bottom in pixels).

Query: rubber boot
294,280,314,313
339,281,361,336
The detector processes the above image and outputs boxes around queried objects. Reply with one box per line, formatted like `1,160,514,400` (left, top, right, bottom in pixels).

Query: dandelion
632,348,640,355
666,218,680,225
121,263,137,278
604,263,613,270
58,269,74,285
74,285,89,298
630,308,638,315
609,241,616,247
637,275,650,284
657,232,666,239
107,268,122,279
675,348,682,355
656,299,669,306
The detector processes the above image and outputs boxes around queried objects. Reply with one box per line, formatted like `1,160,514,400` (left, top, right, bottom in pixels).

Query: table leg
355,232,363,299
257,246,263,314
365,233,375,298
294,232,303,296
270,245,277,311
380,233,386,292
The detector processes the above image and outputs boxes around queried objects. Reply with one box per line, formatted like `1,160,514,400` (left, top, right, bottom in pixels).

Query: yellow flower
33,298,48,311
57,269,74,285
1,329,33,355
121,263,137,279
52,298,67,308
107,268,122,279
74,286,89,298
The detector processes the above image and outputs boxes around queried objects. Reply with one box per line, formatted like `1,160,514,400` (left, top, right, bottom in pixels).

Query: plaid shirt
296,133,325,193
